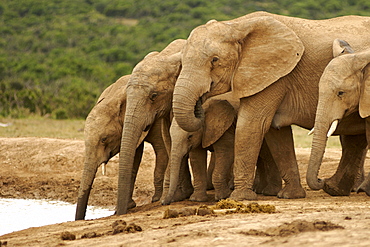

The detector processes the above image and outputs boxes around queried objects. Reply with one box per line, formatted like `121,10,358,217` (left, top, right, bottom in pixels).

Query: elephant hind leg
265,127,306,199
323,134,367,196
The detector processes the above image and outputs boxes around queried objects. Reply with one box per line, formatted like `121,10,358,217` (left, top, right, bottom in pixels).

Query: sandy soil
0,137,370,247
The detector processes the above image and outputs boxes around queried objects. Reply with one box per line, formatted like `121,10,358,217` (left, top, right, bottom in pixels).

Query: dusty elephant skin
162,92,282,205
1,137,370,246
75,74,178,220
76,39,194,220
172,11,370,200
308,39,370,196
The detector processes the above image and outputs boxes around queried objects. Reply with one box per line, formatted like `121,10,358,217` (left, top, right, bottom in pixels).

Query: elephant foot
151,190,162,203
215,188,232,201
277,183,305,199
207,183,214,190
262,183,282,196
323,179,351,196
356,180,370,196
189,191,209,202
229,188,257,201
128,199,136,209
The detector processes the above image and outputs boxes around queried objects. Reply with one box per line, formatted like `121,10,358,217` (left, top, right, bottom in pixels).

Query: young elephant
162,92,282,205
76,39,193,220
308,39,370,196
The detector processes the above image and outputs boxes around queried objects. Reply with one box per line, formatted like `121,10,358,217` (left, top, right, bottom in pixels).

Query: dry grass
0,118,85,140
0,119,341,148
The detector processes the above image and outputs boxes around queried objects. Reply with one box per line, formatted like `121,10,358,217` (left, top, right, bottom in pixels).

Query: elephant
116,39,197,215
171,11,370,201
162,92,282,205
76,39,193,220
308,39,370,196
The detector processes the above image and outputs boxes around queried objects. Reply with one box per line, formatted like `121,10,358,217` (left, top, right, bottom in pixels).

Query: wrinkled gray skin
162,92,282,205
75,74,192,220
116,39,195,215
172,11,370,201
309,39,370,195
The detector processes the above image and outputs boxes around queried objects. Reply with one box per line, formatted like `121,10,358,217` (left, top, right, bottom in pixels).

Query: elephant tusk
327,120,339,138
307,128,314,136
102,163,106,176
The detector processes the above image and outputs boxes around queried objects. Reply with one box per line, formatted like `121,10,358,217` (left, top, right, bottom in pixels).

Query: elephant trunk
116,104,146,215
307,104,332,190
173,70,206,132
75,156,99,220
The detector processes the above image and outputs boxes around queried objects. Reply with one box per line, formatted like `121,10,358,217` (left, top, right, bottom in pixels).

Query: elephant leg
265,126,306,199
230,83,286,201
146,119,169,202
253,139,282,196
357,172,370,196
174,156,194,201
323,134,367,196
151,147,168,202
189,147,209,202
212,129,234,201
207,152,215,190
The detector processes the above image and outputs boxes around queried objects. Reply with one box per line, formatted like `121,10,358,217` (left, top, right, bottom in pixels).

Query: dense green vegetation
1,0,369,119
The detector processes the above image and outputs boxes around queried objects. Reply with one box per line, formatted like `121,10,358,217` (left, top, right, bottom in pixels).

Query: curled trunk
172,72,205,132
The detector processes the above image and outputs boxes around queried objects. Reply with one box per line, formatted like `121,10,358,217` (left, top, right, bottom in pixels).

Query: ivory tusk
102,163,106,176
327,120,339,138
308,128,314,136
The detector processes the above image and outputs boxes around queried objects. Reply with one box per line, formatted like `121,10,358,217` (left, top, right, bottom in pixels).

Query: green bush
1,0,369,119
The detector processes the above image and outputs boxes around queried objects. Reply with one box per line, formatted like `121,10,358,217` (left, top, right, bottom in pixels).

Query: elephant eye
211,56,219,65
150,92,158,101
101,137,107,143
337,91,345,97
188,134,193,140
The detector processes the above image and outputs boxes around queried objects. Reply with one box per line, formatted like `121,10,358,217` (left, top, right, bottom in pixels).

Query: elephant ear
359,63,370,118
231,16,304,99
202,99,237,148
332,39,354,57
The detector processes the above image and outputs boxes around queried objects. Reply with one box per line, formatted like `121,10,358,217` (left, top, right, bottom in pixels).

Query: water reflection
0,198,114,236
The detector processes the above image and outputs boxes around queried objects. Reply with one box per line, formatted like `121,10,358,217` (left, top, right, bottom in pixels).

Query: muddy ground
0,137,370,246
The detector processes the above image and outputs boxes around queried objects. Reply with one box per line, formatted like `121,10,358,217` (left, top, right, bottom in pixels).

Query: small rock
163,208,179,219
60,231,76,240
112,219,127,228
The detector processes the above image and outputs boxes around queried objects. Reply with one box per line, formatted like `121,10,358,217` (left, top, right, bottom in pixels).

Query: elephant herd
75,11,370,220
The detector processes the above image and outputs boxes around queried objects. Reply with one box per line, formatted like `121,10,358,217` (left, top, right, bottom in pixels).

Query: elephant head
162,92,238,205
172,15,304,132
116,39,186,215
76,75,128,220
307,39,370,190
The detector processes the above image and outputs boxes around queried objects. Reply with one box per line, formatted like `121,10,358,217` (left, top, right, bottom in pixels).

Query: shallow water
0,198,114,236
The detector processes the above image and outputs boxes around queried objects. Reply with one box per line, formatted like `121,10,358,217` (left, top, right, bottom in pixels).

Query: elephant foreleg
323,134,367,196
212,128,234,201
265,126,306,199
147,119,169,202
189,147,209,202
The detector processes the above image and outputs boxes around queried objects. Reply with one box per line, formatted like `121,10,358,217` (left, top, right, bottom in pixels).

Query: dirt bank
0,137,370,246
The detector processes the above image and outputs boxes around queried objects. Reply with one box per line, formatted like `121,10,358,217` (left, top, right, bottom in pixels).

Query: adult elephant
163,92,282,205
75,74,192,220
116,39,195,215
308,39,370,195
172,11,370,201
